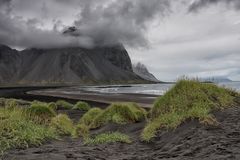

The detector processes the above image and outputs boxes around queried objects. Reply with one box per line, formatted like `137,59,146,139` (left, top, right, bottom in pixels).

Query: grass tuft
47,102,58,111
79,107,103,126
1,98,30,109
73,101,91,111
142,79,238,141
4,99,18,110
90,103,147,129
73,124,89,139
50,114,75,136
0,108,57,155
84,132,131,145
0,98,6,107
26,103,56,124
56,100,73,110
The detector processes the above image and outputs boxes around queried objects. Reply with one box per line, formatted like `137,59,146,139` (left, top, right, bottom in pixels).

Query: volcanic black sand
2,97,240,160
0,86,158,108
28,87,159,108
0,86,109,108
2,88,240,160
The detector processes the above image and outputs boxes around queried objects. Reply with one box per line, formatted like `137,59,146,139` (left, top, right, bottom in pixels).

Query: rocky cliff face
0,44,21,83
0,44,145,86
133,62,159,82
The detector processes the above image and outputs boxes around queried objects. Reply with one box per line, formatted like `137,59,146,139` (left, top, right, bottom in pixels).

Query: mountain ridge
133,62,160,82
0,44,150,86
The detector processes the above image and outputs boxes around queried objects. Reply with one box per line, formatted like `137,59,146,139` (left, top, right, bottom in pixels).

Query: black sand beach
0,86,158,108
3,98,240,160
28,87,159,108
0,86,109,108
2,87,240,160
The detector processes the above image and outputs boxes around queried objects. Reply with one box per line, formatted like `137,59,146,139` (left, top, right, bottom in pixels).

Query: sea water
77,82,240,96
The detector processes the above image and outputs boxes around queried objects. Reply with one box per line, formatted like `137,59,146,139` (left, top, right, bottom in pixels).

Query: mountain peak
0,44,12,51
62,26,80,37
0,44,147,85
133,62,160,82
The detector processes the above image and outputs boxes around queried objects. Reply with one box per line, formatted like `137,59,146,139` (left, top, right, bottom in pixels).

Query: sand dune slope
4,101,240,160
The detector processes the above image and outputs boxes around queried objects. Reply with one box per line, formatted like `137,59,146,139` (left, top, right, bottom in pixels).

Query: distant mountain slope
0,44,21,83
132,62,160,82
0,44,146,86
199,77,233,83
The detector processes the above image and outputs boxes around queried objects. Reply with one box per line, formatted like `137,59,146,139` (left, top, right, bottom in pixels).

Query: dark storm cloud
0,0,170,48
0,11,94,48
189,0,240,12
0,0,12,13
71,0,170,47
0,0,238,49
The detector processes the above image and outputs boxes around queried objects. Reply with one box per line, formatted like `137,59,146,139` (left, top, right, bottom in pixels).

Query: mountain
0,44,21,83
132,62,160,82
199,77,233,83
0,44,147,86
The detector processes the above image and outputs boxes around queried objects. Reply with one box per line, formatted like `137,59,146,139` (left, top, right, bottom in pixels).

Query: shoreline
0,86,159,108
27,88,159,108
2,81,240,160
0,86,108,108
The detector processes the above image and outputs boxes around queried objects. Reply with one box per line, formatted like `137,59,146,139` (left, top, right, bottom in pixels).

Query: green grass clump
73,124,89,139
4,99,18,109
79,108,103,126
73,101,91,111
56,100,73,110
31,100,48,106
0,98,30,109
47,102,58,111
84,132,131,145
90,103,147,129
50,114,74,136
0,98,6,107
26,103,56,124
142,79,238,141
74,108,103,138
0,108,57,154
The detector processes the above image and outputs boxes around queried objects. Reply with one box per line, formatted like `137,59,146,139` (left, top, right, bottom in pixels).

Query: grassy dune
0,99,77,154
73,103,147,141
142,79,238,141
0,108,57,155
0,80,239,155
89,103,147,129
0,100,144,154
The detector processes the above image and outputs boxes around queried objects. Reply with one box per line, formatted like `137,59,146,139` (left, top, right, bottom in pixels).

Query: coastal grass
79,107,103,126
50,114,75,136
90,103,147,129
0,98,6,107
56,100,73,110
31,100,48,106
84,132,131,145
31,101,58,111
4,99,18,109
142,79,238,141
73,101,91,111
47,102,58,111
75,103,147,139
26,103,56,124
73,124,89,139
1,98,30,109
0,108,57,155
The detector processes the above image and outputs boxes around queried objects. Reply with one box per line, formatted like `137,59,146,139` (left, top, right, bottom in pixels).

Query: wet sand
27,87,159,108
0,86,109,108
4,98,240,160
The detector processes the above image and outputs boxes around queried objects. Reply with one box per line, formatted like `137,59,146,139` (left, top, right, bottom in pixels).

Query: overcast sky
0,0,240,81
